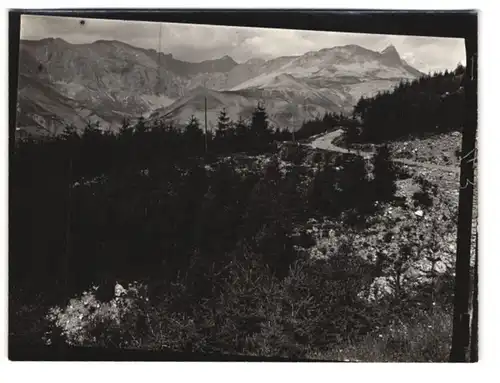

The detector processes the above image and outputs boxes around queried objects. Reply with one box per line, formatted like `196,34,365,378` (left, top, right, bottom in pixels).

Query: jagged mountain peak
379,44,404,68
381,44,400,58
381,43,397,52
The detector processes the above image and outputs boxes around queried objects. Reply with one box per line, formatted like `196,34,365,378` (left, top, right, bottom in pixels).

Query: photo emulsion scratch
10,12,478,362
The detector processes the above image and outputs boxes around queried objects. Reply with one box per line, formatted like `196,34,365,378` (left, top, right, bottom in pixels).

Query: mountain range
16,38,424,136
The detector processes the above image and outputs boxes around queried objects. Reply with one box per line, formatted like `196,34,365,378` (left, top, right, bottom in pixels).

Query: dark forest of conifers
10,66,464,360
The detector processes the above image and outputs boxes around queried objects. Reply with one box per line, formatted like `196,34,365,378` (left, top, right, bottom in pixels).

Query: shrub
281,143,308,165
312,307,452,362
394,165,413,180
413,190,434,207
43,282,150,348
294,230,316,248
312,152,323,164
372,145,397,202
414,174,438,196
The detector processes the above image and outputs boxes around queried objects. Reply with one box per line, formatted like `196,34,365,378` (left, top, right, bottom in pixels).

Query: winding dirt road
306,130,460,174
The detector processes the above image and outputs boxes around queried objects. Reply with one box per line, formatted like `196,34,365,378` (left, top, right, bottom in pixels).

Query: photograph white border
1,1,497,381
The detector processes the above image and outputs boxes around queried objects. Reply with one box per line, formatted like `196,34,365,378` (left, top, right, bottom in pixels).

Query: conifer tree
372,144,397,202
61,124,79,142
215,108,233,152
234,115,248,152
345,126,360,149
186,115,201,131
119,117,132,135
134,116,147,135
216,108,231,137
251,102,272,150
235,115,247,133
185,115,204,154
337,155,371,212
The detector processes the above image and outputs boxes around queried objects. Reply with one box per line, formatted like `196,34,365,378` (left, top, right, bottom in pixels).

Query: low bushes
40,233,454,361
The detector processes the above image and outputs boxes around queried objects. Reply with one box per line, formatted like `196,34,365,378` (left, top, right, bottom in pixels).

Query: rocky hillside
16,38,423,136
388,132,463,167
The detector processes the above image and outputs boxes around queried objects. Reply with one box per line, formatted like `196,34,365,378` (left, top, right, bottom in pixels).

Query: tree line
350,64,465,142
294,63,466,144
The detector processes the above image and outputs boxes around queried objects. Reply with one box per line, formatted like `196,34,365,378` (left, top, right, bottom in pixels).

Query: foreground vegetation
11,73,464,360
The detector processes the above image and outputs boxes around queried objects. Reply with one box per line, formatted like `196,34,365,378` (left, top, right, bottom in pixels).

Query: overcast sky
20,15,465,73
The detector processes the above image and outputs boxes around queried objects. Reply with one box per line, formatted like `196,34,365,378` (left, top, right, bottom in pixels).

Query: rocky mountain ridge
16,38,424,136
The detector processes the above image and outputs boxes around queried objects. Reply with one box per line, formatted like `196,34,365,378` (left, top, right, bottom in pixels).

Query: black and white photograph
8,10,478,362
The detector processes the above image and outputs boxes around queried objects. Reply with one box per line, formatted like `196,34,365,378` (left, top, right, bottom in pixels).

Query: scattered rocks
359,277,394,303
114,283,126,297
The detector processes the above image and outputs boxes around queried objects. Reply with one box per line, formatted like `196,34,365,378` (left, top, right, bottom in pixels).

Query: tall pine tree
372,144,397,202
215,108,232,152
234,115,249,152
216,108,231,136
250,102,272,151
184,115,204,155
